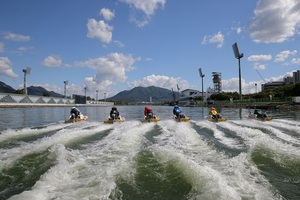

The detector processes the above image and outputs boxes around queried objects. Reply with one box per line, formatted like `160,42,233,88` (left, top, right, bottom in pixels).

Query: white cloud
83,77,115,98
202,32,224,48
128,74,191,91
222,71,297,94
87,19,113,43
42,55,65,67
291,58,300,64
4,32,30,41
76,53,135,83
253,63,266,70
236,27,242,34
248,54,272,61
100,8,115,21
122,0,166,16
0,57,18,78
121,0,166,27
274,50,297,62
249,0,300,43
113,40,125,48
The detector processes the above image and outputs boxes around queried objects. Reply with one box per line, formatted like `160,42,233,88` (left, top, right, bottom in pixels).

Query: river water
0,105,299,200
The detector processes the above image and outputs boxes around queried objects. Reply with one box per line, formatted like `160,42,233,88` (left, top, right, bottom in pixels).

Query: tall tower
212,72,222,93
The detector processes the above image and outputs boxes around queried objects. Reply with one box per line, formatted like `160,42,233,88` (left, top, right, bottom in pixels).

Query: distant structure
262,70,300,91
73,94,86,104
212,72,222,93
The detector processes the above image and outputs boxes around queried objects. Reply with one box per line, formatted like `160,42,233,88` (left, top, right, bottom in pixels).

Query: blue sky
1,0,300,99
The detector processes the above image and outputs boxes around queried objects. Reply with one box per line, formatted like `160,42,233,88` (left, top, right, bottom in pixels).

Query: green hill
0,81,63,97
0,81,15,93
107,86,180,103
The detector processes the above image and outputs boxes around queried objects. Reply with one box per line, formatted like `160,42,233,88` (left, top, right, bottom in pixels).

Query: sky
0,0,300,99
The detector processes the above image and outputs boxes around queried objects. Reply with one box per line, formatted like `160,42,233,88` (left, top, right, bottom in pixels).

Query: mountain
27,86,64,98
0,81,64,98
0,81,16,93
107,86,179,103
1,81,178,102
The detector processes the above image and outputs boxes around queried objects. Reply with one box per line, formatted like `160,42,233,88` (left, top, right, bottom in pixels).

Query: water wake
1,119,299,199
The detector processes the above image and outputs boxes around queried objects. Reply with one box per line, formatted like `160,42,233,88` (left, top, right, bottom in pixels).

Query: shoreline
1,102,300,110
0,103,111,108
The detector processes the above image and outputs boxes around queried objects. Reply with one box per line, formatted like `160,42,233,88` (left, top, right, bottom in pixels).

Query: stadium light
22,67,31,95
232,42,243,103
84,86,87,98
64,80,68,98
199,68,205,105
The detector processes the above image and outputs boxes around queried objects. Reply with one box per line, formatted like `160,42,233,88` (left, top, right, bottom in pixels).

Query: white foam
6,119,291,199
9,121,157,199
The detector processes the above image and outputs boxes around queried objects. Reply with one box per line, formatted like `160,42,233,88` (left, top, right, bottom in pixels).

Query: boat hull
104,117,125,124
65,116,88,123
174,116,190,122
245,114,272,121
141,117,160,123
208,117,227,122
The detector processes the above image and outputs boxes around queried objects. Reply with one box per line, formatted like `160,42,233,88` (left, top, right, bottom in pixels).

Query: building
262,70,300,91
261,81,285,91
293,70,300,84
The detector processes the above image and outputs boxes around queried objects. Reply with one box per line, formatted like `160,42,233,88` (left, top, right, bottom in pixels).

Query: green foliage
210,92,239,101
15,89,24,94
43,92,50,97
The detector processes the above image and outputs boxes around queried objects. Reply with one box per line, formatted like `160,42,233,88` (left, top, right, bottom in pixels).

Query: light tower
199,68,205,104
212,72,222,93
64,80,68,98
22,67,31,95
232,42,244,103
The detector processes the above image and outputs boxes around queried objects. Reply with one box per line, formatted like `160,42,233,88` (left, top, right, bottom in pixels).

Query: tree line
208,83,300,101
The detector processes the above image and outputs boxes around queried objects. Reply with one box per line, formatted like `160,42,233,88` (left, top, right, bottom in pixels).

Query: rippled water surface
0,106,299,200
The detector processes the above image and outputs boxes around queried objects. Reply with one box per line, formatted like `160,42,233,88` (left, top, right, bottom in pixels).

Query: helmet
174,105,178,108
112,107,117,110
210,107,215,110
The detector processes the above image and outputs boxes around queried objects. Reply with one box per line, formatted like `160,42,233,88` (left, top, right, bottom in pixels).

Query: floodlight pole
96,90,98,101
23,69,27,95
238,56,242,103
199,68,205,106
64,80,68,98
232,43,244,104
84,86,87,101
